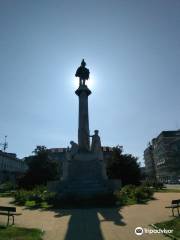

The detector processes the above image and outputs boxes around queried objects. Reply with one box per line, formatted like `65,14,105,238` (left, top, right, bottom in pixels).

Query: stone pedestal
54,157,110,198
67,153,107,181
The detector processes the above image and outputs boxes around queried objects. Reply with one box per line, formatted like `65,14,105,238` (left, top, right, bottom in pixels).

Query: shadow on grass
154,217,180,239
0,225,7,229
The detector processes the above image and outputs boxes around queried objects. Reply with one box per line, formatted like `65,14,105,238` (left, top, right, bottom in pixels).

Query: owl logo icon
135,227,144,236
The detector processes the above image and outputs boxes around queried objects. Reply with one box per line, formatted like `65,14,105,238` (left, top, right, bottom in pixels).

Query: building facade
144,144,156,181
0,151,28,183
144,130,180,183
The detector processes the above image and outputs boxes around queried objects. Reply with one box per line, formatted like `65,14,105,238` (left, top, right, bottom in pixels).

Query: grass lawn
155,217,180,239
0,225,43,240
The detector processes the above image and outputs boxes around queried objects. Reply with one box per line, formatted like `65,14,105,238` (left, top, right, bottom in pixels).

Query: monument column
75,85,91,151
75,59,91,151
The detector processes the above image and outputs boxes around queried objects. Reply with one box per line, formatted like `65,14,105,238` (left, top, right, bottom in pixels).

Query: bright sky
0,0,180,165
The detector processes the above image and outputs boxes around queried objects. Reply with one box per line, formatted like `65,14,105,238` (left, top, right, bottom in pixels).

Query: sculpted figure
70,141,79,158
75,59,90,86
90,130,102,153
90,130,103,160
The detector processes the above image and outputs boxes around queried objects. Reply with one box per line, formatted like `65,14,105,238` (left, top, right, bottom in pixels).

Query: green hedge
115,184,154,205
13,184,154,208
143,180,164,190
13,186,56,208
0,181,15,193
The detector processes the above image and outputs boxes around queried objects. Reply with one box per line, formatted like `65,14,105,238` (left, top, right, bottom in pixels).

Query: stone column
75,85,91,151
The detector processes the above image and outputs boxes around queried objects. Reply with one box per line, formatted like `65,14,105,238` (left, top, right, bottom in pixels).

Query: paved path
1,192,180,240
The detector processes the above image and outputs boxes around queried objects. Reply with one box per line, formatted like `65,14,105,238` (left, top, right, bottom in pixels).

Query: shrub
143,180,164,190
153,181,164,190
25,200,36,208
40,202,50,209
13,186,56,208
14,190,30,204
0,181,15,192
115,184,154,206
134,186,154,203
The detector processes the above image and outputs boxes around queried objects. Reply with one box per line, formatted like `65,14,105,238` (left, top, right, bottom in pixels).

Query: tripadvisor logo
135,226,173,236
135,227,144,236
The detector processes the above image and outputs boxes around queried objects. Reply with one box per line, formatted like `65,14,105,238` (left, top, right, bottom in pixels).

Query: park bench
0,206,17,226
165,199,180,216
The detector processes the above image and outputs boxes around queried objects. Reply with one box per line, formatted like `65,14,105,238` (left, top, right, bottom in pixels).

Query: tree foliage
106,146,141,186
18,146,59,189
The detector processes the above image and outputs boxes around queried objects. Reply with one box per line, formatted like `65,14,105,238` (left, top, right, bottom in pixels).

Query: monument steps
62,187,109,197
65,185,107,192
59,178,110,197
67,179,104,184
66,182,104,188
64,186,108,192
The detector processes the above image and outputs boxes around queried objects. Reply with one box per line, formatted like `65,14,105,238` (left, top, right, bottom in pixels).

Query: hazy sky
0,0,180,164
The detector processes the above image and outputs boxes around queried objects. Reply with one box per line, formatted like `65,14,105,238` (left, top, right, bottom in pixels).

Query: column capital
75,85,91,96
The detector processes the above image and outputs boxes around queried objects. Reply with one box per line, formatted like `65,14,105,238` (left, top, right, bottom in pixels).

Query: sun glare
73,75,95,89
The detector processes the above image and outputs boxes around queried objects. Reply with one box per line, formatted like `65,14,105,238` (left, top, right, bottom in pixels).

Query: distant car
167,180,179,184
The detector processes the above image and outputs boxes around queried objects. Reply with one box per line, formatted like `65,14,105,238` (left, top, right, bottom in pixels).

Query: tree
18,146,59,189
106,146,141,186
